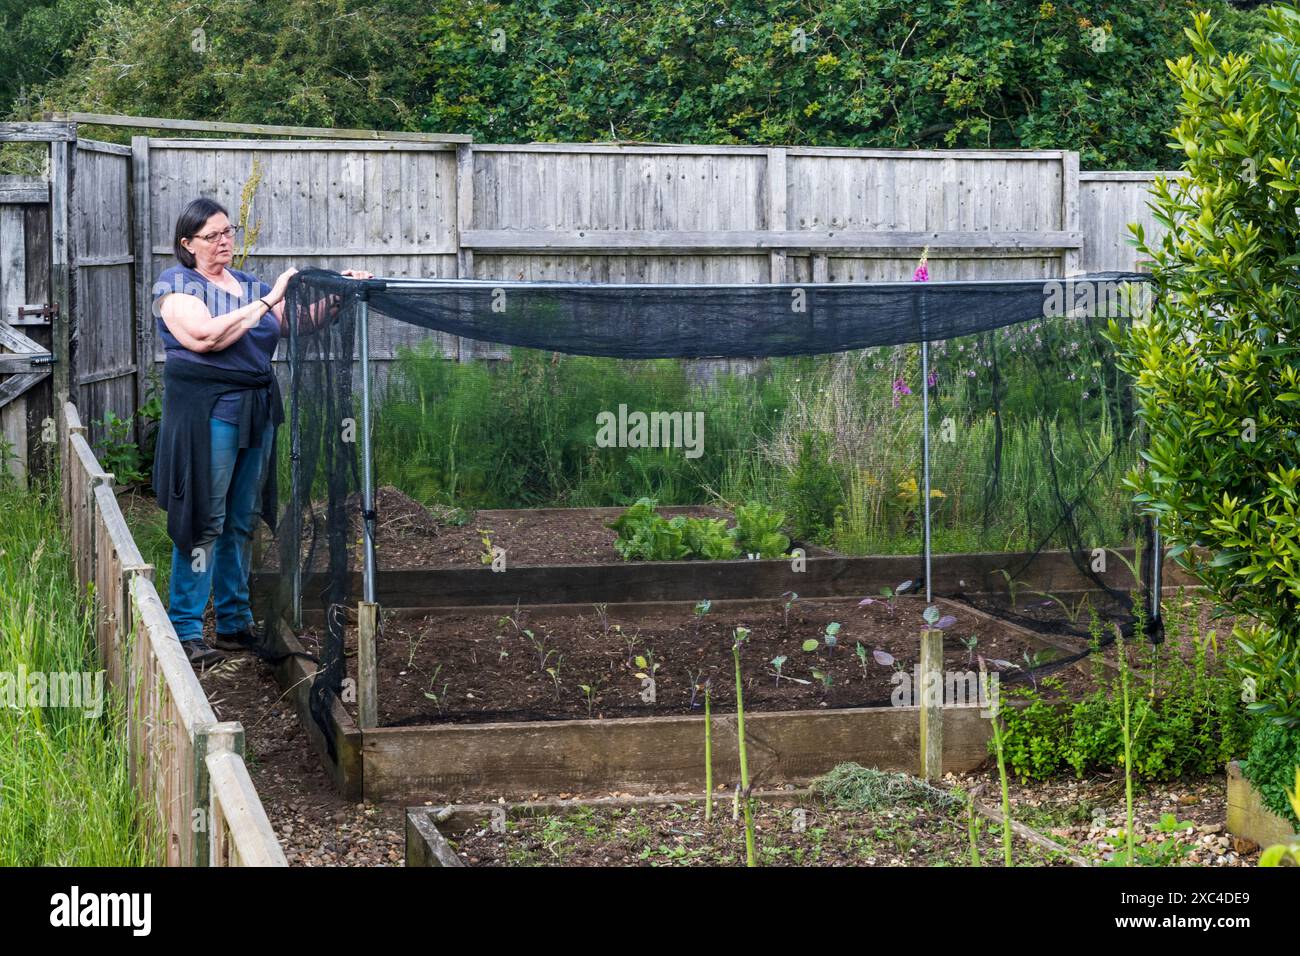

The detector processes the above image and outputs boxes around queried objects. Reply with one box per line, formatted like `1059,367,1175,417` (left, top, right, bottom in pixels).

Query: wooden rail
60,402,287,867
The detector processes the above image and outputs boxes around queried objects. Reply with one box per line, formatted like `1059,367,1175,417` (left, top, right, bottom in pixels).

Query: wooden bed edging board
364,703,993,804
268,618,364,800
254,546,1192,609
1226,760,1300,850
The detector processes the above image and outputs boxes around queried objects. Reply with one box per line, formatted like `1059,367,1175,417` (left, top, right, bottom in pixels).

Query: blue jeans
168,417,274,641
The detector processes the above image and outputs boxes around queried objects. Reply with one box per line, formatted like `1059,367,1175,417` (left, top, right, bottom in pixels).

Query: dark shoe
211,628,257,652
182,639,226,668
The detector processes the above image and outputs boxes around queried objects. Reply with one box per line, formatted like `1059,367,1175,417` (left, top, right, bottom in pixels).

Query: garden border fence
59,400,286,867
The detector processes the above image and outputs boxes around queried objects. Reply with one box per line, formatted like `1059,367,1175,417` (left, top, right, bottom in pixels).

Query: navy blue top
151,265,279,423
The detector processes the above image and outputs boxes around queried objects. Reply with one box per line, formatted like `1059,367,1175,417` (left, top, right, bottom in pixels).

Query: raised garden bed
405,785,1077,868
262,595,1112,804
253,489,1189,609
316,596,1089,726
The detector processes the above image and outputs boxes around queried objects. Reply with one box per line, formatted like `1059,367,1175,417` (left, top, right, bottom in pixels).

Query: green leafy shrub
1243,722,1300,828
733,502,791,559
92,410,144,486
681,516,739,560
607,498,690,561
1107,4,1300,728
997,602,1255,783
784,430,840,545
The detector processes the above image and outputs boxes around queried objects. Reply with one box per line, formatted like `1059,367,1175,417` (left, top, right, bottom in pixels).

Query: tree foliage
1108,4,1300,726
4,0,1273,168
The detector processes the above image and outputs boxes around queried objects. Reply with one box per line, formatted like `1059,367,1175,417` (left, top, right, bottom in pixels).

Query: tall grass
357,319,1139,556
0,480,158,865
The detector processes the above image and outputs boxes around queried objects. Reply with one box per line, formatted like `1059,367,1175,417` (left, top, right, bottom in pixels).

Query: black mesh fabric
256,268,1156,748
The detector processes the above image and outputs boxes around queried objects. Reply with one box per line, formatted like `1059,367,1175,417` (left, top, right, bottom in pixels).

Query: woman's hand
268,267,299,305
340,269,374,280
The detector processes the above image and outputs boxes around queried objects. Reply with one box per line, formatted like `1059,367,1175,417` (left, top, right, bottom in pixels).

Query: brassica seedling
771,655,787,686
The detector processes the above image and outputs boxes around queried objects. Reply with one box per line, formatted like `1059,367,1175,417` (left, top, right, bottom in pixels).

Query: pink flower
913,247,930,283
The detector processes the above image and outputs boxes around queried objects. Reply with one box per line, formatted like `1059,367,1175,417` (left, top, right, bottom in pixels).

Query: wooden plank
268,618,364,799
0,183,48,203
461,229,1084,252
0,122,76,142
363,703,993,803
77,139,132,156
0,203,29,483
149,243,455,257
21,205,53,480
765,147,787,282
475,144,1066,159
257,546,1184,609
50,111,470,143
1080,170,1185,182
1061,152,1081,276
132,135,152,418
404,809,466,867
1226,760,1299,850
206,751,289,866
92,482,153,690
49,137,72,411
127,574,220,865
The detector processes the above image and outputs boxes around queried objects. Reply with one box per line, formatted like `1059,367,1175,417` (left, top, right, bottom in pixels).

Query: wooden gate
0,125,63,485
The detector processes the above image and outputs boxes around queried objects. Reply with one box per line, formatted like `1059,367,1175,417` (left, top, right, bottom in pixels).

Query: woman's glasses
193,225,242,243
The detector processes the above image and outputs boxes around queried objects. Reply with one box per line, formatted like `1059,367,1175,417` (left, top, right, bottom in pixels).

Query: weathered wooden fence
5,116,1183,477
60,400,285,867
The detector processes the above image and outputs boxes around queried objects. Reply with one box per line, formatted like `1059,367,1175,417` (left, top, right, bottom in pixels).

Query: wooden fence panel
207,750,289,867
91,481,152,689
126,573,218,866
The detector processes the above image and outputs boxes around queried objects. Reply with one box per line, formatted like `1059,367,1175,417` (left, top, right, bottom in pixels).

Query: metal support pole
1150,513,1162,624
921,338,933,603
358,295,377,604
289,291,301,628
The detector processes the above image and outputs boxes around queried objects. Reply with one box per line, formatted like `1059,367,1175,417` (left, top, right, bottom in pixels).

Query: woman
151,196,373,668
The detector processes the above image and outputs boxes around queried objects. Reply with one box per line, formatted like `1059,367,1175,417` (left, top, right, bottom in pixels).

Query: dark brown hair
173,197,230,269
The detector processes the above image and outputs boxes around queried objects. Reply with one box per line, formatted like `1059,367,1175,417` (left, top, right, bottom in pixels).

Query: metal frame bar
358,296,377,604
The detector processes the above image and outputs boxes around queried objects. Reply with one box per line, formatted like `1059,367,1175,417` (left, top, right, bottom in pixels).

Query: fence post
358,601,379,730
194,721,245,868
918,627,944,781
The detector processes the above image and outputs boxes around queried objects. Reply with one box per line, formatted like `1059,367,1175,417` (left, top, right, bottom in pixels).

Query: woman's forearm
204,300,273,350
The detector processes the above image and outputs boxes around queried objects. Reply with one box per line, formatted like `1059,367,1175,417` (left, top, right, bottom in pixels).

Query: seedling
687,667,707,708
1020,648,1056,690
855,642,869,677
693,600,712,638
578,679,601,717
921,605,957,630
994,569,1030,610
771,655,787,686
593,603,610,638
860,580,912,617
546,654,564,700
811,668,833,689
616,624,636,665
477,528,496,565
634,650,660,681
422,664,451,716
526,629,552,670
824,621,840,653
959,635,979,665
780,591,799,630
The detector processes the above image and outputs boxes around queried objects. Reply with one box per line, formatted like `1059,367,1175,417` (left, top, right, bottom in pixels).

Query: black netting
254,268,1156,747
